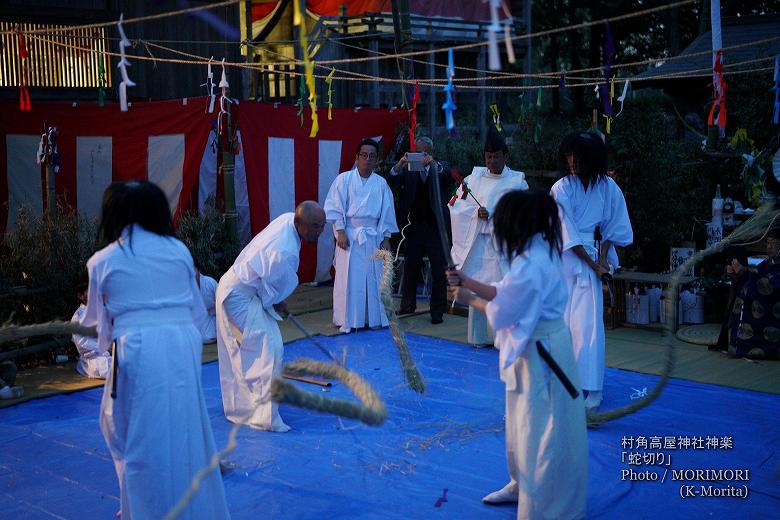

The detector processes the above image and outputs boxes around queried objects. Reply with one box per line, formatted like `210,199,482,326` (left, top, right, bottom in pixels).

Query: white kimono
485,235,587,520
324,169,398,333
551,175,633,391
216,212,300,432
198,273,218,343
450,165,528,344
81,225,229,520
71,304,111,379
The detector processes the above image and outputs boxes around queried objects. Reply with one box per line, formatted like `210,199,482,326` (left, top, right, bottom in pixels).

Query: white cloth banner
267,137,295,220
6,134,42,230
316,139,341,282
147,134,184,215
76,136,113,219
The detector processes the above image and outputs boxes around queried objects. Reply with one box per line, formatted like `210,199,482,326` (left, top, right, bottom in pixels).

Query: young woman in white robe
550,132,633,411
81,181,230,519
324,139,398,333
448,189,587,519
450,130,528,346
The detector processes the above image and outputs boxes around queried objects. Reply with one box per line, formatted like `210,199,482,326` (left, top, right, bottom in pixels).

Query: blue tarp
1,331,779,519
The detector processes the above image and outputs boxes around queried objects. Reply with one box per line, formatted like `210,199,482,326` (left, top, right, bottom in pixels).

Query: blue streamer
441,48,457,136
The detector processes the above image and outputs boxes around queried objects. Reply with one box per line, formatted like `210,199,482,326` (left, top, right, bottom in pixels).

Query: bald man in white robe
216,201,326,432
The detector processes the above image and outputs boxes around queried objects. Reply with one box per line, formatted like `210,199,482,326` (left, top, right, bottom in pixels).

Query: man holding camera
389,136,453,324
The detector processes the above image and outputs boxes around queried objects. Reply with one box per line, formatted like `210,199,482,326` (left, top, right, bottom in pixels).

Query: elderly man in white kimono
216,201,326,432
551,132,633,411
324,138,398,333
450,129,528,346
71,281,111,378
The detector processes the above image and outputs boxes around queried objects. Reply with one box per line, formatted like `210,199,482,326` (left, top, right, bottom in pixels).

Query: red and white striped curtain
0,98,404,282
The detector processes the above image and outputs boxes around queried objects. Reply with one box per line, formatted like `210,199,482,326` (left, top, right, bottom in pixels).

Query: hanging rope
586,202,780,428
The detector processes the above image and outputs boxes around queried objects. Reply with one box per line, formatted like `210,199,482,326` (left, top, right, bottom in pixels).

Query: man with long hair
551,132,633,411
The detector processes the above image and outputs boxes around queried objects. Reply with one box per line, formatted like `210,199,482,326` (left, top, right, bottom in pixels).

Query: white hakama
216,212,301,432
485,235,587,520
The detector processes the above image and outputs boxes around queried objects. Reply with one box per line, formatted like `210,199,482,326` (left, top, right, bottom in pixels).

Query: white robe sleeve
377,179,399,238
188,266,208,332
485,259,544,369
449,175,480,267
602,179,633,247
200,275,218,316
236,250,299,310
324,173,347,231
81,259,112,354
551,181,583,252
601,179,633,269
71,306,99,355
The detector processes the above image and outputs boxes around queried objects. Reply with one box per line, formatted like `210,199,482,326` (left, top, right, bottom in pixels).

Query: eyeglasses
358,152,378,160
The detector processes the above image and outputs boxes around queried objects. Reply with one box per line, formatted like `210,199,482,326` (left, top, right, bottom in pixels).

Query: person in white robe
450,129,528,346
216,201,326,432
81,180,229,520
448,189,587,519
71,281,111,378
194,260,218,343
551,132,633,411
324,138,398,333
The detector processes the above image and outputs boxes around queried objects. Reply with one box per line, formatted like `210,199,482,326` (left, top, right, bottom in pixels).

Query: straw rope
375,249,426,394
0,320,96,344
586,202,779,428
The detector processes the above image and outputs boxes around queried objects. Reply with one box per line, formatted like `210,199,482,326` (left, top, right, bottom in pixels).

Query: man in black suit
388,136,452,324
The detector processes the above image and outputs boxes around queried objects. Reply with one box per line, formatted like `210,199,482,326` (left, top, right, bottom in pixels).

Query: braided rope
586,202,779,428
375,249,426,393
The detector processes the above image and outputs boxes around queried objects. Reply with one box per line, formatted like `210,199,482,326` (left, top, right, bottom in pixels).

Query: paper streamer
707,50,727,130
217,58,238,153
441,48,457,135
16,27,31,111
409,82,420,150
602,78,616,134
534,87,542,143
614,80,630,118
203,56,216,114
503,23,515,64
489,103,502,132
294,0,319,137
98,55,106,107
326,67,335,121
117,14,136,112
487,0,502,70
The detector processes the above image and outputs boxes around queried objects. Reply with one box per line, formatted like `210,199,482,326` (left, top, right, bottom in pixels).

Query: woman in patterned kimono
81,181,230,519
